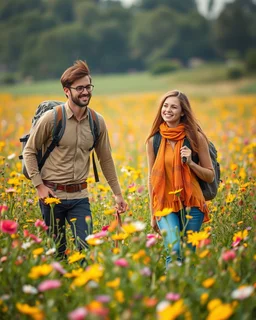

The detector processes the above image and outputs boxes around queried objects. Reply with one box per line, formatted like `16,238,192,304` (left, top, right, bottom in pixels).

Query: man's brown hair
60,60,91,88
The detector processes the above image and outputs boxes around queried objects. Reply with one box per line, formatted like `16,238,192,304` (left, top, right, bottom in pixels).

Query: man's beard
70,91,92,108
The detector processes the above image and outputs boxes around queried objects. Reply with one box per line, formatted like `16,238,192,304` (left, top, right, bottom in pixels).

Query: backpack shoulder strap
153,131,161,157
87,107,100,183
88,107,100,151
38,104,65,170
53,104,66,142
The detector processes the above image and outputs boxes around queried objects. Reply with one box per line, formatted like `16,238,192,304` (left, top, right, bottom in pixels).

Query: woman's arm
181,133,214,183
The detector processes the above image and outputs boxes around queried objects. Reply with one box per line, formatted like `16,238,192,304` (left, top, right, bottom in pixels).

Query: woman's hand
151,216,160,234
180,145,192,164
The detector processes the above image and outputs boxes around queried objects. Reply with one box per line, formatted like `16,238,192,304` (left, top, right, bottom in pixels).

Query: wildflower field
0,92,255,320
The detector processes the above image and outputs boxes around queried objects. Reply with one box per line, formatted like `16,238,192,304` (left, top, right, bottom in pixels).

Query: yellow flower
32,248,44,256
44,197,61,205
206,303,234,320
28,264,53,279
199,249,210,258
226,194,236,204
187,230,210,247
202,278,215,288
115,290,125,303
111,233,129,241
72,264,104,287
233,229,248,241
70,218,77,222
106,277,120,289
157,299,186,320
64,268,84,278
169,188,183,195
122,221,146,234
186,215,193,220
132,249,146,261
68,252,86,264
200,293,209,305
154,207,173,217
16,303,44,318
207,299,222,311
103,208,116,215
86,177,94,183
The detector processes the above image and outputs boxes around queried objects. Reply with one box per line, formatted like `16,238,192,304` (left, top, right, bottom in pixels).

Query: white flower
21,241,32,250
7,153,16,160
22,285,38,294
156,301,170,312
46,248,56,255
231,286,254,300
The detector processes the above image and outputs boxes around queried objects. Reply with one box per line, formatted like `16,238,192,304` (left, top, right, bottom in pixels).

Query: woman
146,90,214,267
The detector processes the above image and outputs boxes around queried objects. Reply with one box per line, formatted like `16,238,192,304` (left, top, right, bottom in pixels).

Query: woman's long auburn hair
146,90,208,153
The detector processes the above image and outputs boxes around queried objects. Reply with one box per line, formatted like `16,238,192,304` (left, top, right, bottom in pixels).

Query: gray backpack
19,100,100,181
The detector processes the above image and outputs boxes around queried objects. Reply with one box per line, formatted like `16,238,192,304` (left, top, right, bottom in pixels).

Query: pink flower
38,279,61,292
0,220,18,234
137,186,145,193
68,307,88,320
93,230,108,238
23,229,42,243
114,258,129,267
222,250,236,261
51,262,67,275
96,295,111,303
0,205,8,215
101,225,109,231
146,238,157,247
166,292,181,301
35,219,48,231
232,237,242,247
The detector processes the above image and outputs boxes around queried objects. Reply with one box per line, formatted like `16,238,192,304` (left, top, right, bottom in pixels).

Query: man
23,60,127,258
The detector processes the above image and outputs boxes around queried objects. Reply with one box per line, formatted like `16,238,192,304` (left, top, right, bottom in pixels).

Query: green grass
238,80,256,94
0,63,255,97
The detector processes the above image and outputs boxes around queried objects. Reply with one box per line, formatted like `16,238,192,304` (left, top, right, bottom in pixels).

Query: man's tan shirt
23,102,122,199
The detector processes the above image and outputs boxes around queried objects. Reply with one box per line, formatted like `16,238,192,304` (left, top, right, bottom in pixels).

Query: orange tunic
163,142,210,222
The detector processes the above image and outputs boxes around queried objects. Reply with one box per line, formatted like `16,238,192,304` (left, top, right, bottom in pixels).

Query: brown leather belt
43,180,87,193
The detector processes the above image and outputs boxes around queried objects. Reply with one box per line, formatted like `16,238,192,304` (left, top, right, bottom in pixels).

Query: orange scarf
151,122,192,212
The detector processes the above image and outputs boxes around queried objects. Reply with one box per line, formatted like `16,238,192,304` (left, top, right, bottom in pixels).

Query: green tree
20,24,96,79
137,0,197,13
131,6,179,67
213,0,256,56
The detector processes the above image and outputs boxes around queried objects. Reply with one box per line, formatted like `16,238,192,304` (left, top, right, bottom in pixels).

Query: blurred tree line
0,0,255,80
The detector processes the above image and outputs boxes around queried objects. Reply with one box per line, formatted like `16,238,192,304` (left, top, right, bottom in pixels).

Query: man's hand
36,184,56,202
114,194,128,214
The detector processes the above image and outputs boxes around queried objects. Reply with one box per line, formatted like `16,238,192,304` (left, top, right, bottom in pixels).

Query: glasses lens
76,86,84,93
86,85,93,92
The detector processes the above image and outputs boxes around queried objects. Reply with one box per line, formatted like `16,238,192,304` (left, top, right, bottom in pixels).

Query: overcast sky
117,0,235,18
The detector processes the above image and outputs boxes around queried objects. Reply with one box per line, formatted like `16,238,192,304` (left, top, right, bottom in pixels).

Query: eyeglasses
69,84,94,93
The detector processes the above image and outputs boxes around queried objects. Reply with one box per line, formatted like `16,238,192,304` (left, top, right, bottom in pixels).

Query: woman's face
161,96,184,127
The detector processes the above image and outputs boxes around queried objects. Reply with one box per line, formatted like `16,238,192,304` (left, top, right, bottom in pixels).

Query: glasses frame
69,84,94,93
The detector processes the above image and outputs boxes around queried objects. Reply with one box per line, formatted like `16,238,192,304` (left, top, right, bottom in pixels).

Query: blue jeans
157,207,204,267
39,198,93,257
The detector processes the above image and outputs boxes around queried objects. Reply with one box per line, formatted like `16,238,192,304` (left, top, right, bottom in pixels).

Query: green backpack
153,131,220,201
19,100,100,182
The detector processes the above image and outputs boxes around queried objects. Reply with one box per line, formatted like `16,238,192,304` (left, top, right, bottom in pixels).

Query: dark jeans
39,198,93,256
157,207,204,267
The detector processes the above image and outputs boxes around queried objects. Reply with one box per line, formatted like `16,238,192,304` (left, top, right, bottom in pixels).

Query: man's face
64,76,93,108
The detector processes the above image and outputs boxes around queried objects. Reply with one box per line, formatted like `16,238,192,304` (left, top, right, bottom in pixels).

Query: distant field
0,63,255,98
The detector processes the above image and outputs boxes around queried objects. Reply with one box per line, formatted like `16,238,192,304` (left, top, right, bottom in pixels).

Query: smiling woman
146,89,214,268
